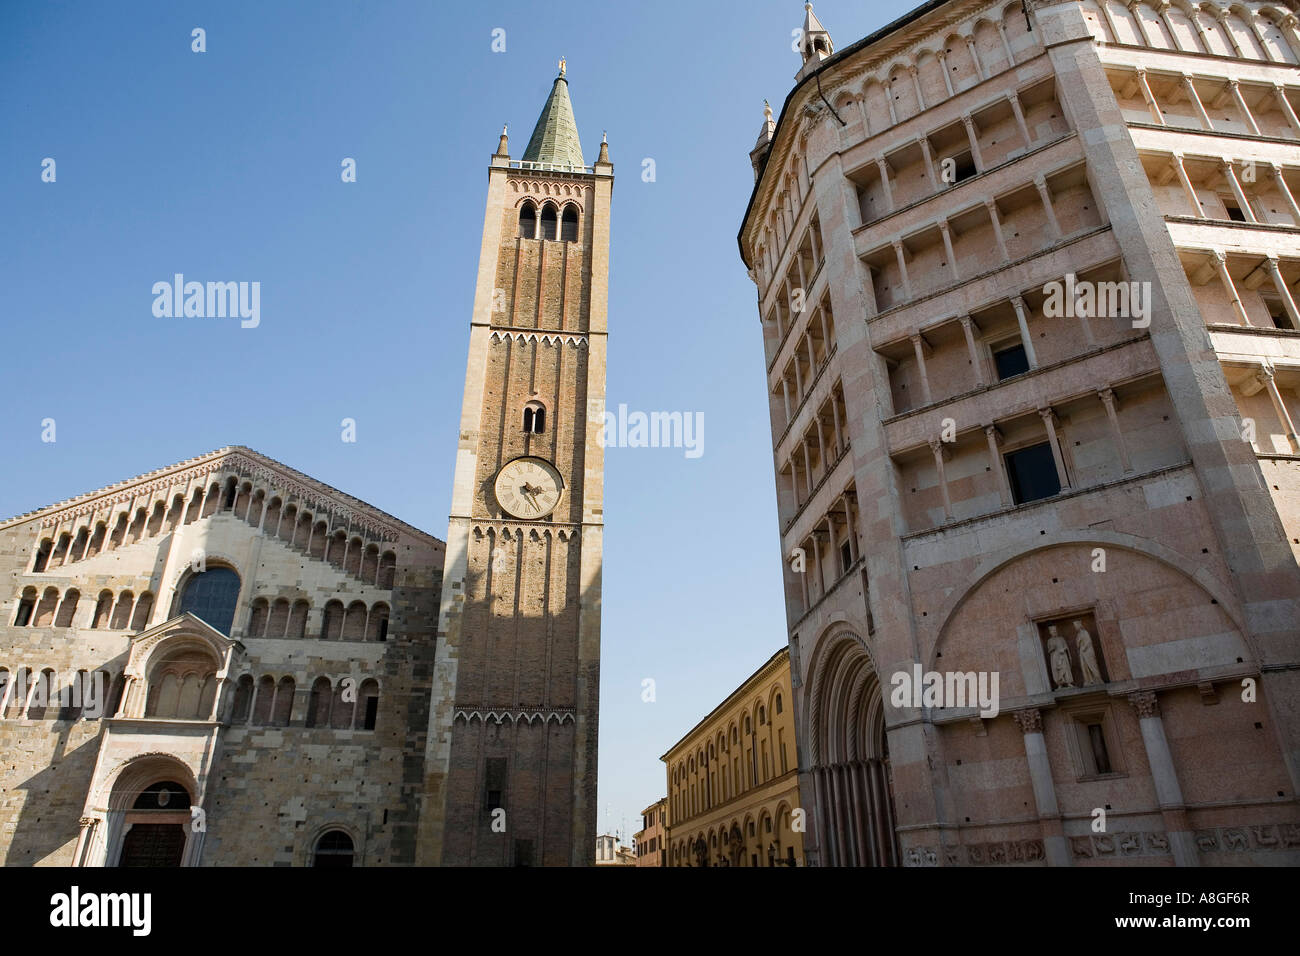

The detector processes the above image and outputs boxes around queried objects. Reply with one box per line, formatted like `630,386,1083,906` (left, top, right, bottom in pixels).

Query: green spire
521,58,585,168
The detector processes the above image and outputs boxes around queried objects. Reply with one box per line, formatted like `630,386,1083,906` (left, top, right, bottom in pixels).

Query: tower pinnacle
796,3,834,79
521,61,585,168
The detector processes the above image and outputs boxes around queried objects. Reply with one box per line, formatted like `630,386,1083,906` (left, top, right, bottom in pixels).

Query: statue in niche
1074,619,1103,685
1047,624,1074,689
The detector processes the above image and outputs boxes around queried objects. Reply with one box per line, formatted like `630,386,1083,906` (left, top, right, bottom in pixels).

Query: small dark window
1222,196,1246,222
133,781,189,811
839,540,852,572
540,204,558,240
775,694,783,715
518,202,536,238
948,151,977,184
1087,723,1112,774
485,757,507,812
993,343,1030,380
363,695,379,730
32,540,52,573
13,596,35,627
522,402,546,434
313,830,354,867
561,205,578,242
1264,296,1295,331
1005,442,1061,505
514,839,534,867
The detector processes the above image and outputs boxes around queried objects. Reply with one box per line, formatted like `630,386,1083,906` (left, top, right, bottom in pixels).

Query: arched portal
806,631,900,866
97,756,200,868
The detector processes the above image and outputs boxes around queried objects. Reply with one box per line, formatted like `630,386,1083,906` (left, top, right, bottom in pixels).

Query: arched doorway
119,782,190,866
100,757,200,867
807,632,900,866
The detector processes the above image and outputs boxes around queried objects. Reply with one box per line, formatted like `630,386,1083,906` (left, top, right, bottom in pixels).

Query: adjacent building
595,832,636,865
634,797,667,866
662,648,804,866
739,1,1300,865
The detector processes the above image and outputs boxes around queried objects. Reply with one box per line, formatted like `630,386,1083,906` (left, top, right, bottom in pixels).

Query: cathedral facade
739,1,1300,866
0,65,608,867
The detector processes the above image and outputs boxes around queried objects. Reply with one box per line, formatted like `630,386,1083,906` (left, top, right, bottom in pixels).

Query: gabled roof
521,68,585,167
0,445,443,545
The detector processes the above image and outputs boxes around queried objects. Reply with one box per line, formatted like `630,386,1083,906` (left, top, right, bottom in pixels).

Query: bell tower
419,61,611,866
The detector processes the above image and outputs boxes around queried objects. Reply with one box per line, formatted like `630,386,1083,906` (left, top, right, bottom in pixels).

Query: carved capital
1012,708,1043,734
1128,690,1160,719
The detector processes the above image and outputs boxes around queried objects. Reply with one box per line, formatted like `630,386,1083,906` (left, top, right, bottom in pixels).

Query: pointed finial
764,99,773,122
496,123,509,156
597,131,610,164
558,56,566,77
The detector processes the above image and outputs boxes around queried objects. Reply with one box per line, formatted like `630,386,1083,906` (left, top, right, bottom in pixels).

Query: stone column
1128,691,1199,867
1271,165,1300,225
1012,709,1070,866
876,158,895,213
985,425,1012,506
1256,365,1300,452
962,114,984,172
1274,84,1300,137
985,199,1011,259
1039,407,1072,491
1212,250,1252,326
894,241,913,300
1171,153,1204,217
1265,257,1300,329
936,50,955,98
1221,160,1257,222
1034,176,1063,238
911,333,933,404
964,34,985,80
930,438,954,521
1099,388,1134,472
1181,75,1213,130
909,64,927,111
960,315,986,386
1011,295,1040,367
1008,93,1032,147
939,221,960,282
919,137,940,192
1136,69,1164,125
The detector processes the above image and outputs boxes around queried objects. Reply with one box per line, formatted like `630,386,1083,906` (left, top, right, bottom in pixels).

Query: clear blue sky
1,0,912,843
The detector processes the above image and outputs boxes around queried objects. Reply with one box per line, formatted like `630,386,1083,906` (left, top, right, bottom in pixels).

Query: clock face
494,457,564,519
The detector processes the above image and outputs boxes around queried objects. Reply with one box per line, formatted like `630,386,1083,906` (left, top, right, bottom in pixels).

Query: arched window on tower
561,204,579,241
313,830,354,867
540,203,558,240
178,567,241,635
522,401,546,434
518,201,537,239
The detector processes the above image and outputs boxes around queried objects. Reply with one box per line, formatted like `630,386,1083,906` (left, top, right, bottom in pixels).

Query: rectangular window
362,695,379,730
484,757,507,812
1221,195,1246,221
839,539,852,573
1005,442,1061,505
993,342,1030,380
514,839,534,866
947,150,977,184
1087,723,1111,774
1263,295,1295,331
